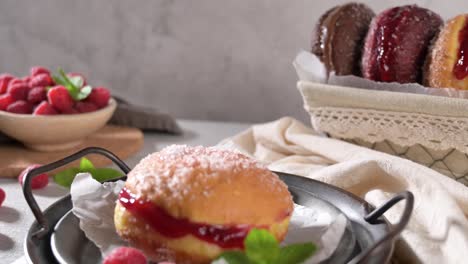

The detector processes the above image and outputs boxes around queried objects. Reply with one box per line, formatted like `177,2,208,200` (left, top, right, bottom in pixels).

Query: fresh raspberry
0,188,5,207
75,101,97,113
29,74,53,88
86,87,110,108
0,74,14,94
18,164,49,189
0,74,14,81
30,66,50,77
9,78,25,86
0,94,14,111
6,100,33,114
27,86,47,104
68,73,87,86
33,101,58,115
61,107,79,115
103,247,147,264
22,76,31,84
47,86,74,112
8,82,29,100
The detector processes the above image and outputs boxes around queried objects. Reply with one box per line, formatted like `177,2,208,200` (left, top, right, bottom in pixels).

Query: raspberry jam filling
453,17,468,80
119,188,257,249
375,7,411,82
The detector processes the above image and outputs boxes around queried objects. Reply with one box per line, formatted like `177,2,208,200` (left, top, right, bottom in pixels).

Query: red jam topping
453,17,468,80
374,7,411,82
119,188,256,249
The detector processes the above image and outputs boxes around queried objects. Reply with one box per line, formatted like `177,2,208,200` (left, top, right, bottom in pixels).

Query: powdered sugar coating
425,14,468,90
128,145,268,199
124,145,293,223
362,5,442,84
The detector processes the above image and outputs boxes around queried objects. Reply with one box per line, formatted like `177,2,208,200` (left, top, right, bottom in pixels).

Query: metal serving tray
23,147,413,264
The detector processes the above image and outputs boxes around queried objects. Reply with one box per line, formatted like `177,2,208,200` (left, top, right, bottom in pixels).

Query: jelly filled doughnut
361,5,443,84
114,145,293,263
312,2,375,76
424,14,468,90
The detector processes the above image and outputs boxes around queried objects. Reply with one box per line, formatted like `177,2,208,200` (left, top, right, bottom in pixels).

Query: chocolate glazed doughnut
361,5,443,84
312,2,375,76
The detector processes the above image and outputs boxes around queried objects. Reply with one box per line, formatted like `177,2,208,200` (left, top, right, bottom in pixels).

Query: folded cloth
219,117,468,264
109,96,182,134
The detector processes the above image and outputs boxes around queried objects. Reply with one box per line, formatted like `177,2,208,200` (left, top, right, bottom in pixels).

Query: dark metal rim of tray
22,147,414,264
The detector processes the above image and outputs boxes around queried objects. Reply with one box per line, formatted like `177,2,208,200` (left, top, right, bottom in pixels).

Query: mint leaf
58,68,76,89
68,75,84,88
211,229,317,264
76,85,92,100
212,252,251,264
58,68,81,100
79,157,95,171
274,243,316,264
245,229,279,264
51,68,92,101
51,74,67,87
53,167,123,188
53,168,81,188
88,168,123,182
53,158,123,187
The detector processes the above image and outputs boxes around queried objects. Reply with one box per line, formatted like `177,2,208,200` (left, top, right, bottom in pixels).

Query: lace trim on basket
308,107,468,153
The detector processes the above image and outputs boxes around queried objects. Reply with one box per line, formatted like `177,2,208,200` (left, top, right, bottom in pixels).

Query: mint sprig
51,68,92,101
68,75,84,88
245,229,280,263
77,85,92,100
214,252,250,264
276,243,317,264
213,229,316,264
53,157,123,188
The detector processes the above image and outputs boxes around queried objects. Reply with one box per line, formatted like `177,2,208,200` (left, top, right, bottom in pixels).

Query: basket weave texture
299,82,468,186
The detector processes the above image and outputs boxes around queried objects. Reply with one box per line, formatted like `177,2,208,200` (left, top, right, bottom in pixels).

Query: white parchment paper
293,50,468,99
70,173,347,263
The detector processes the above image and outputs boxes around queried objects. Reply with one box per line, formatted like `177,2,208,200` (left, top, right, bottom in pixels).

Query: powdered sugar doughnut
114,145,293,263
361,5,442,84
424,14,468,90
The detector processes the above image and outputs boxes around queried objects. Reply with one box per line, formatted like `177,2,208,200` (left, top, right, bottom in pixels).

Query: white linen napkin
218,117,468,264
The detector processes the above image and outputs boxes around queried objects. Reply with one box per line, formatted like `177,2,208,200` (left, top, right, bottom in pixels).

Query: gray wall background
0,0,465,122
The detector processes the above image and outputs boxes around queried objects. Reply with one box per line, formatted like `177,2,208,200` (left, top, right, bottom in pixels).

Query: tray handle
348,191,414,264
22,147,131,239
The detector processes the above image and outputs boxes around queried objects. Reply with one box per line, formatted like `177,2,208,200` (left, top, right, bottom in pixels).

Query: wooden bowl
0,98,117,151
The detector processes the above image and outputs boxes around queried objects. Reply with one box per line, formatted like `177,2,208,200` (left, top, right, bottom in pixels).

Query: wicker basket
298,81,468,186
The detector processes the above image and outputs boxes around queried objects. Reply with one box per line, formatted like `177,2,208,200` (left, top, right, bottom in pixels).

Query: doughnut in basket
424,14,468,90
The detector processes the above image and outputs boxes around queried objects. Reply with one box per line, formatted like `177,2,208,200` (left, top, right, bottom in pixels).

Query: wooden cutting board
0,125,144,178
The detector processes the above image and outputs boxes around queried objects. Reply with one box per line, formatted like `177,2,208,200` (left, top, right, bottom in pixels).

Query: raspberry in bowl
0,67,117,151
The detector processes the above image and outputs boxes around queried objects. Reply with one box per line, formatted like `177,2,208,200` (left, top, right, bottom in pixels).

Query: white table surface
0,119,251,263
